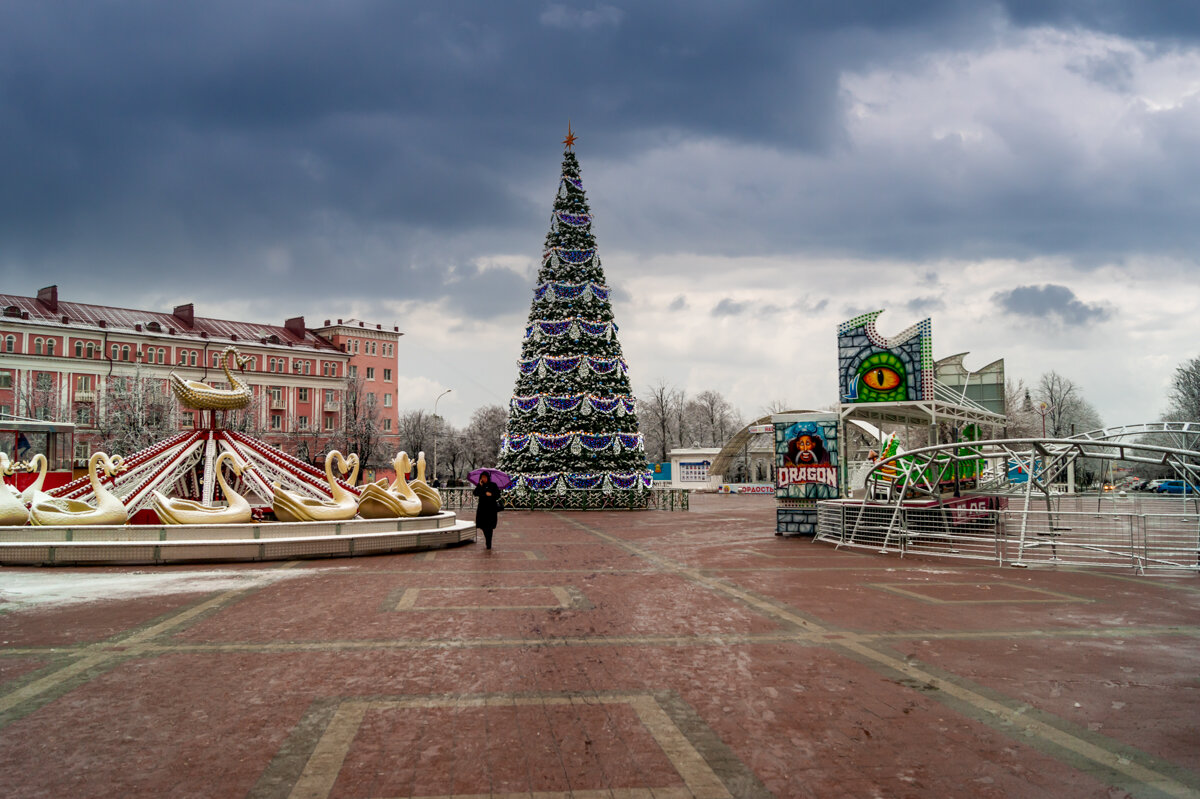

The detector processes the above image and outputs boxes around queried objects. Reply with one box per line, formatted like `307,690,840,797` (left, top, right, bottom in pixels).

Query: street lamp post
1036,402,1054,437
432,389,451,483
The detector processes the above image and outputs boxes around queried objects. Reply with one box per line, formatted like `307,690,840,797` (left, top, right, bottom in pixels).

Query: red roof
0,290,340,352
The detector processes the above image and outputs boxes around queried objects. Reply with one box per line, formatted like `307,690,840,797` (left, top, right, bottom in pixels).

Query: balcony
75,391,96,402
270,398,287,410
324,401,340,412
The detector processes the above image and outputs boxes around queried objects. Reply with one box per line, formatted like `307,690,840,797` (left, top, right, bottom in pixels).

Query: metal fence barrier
816,495,1200,574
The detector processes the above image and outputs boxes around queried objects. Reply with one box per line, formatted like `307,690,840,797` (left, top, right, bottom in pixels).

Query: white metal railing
815,496,1200,573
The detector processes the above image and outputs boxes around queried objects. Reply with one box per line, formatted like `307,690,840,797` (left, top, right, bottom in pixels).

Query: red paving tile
0,493,1198,798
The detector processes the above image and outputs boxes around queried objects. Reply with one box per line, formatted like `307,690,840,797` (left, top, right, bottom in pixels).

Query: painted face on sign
786,432,830,466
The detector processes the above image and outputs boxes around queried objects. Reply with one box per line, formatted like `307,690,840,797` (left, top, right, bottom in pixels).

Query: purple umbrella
467,468,513,490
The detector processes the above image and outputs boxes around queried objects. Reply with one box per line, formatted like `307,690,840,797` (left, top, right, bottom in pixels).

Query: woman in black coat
472,472,501,549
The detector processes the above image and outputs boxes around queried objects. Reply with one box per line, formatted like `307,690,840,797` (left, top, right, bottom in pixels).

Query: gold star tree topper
563,122,577,150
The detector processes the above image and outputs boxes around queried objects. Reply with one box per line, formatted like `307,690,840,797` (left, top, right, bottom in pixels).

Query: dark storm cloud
0,0,1197,319
906,296,945,314
1001,0,1200,39
711,298,747,317
992,284,1112,326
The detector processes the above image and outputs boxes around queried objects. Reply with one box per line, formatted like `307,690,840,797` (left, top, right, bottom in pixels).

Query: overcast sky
2,1,1198,429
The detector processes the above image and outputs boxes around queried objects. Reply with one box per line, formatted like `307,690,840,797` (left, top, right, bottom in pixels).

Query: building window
298,415,309,430
34,338,43,355
0,372,11,389
0,404,10,418
271,414,282,430
182,411,195,427
75,406,92,425
324,415,334,430
75,341,83,358
348,365,357,378
36,372,52,390
4,335,14,353
46,339,55,355
270,386,282,403
353,340,359,353
112,344,120,359
213,352,221,367
325,389,336,404
75,374,92,390
74,441,90,461
366,367,375,380
86,342,95,358
304,361,311,375
383,418,392,431
367,393,376,407
122,345,130,361
298,388,309,402
383,368,392,381
383,393,392,407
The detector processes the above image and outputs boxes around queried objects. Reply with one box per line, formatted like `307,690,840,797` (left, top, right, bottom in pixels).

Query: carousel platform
0,512,476,566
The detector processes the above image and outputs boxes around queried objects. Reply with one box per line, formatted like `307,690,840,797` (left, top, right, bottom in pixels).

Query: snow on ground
0,568,317,609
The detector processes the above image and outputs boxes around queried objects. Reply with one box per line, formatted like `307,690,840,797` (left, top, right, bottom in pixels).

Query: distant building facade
0,285,401,464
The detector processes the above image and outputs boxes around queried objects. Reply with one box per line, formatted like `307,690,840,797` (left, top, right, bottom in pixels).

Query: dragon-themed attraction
773,311,1200,575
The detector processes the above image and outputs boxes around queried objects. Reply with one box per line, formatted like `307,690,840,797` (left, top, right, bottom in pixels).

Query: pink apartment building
0,286,401,466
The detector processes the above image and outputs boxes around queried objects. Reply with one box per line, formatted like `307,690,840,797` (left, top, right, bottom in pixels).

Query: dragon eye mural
838,311,933,404
856,352,907,401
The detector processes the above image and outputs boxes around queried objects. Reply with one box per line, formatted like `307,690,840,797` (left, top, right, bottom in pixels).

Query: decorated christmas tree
498,128,651,507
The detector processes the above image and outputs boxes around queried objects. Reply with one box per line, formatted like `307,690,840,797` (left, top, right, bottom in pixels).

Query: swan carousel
0,453,29,526
357,451,424,518
170,346,254,410
17,453,53,506
30,452,128,527
152,451,254,525
272,450,361,522
409,451,443,515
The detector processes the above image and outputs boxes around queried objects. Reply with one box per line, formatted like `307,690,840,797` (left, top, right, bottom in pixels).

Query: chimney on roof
37,285,58,312
324,319,331,326
285,316,306,338
173,303,195,328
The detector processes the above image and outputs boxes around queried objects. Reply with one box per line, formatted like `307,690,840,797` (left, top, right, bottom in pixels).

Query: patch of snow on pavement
0,568,315,609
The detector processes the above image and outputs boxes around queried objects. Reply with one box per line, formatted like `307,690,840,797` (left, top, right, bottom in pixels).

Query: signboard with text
774,414,840,500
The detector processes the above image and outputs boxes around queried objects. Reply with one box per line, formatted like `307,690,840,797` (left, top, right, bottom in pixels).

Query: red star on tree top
563,122,577,149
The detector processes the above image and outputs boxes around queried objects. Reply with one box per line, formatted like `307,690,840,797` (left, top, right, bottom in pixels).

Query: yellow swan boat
30,452,128,527
357,451,423,519
272,451,360,522
0,453,29,526
18,453,53,506
408,451,443,516
152,451,254,525
170,346,254,410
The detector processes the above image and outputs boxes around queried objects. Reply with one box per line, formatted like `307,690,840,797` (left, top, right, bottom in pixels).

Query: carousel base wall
0,512,476,566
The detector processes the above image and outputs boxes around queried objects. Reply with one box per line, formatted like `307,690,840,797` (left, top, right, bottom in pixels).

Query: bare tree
1034,371,1102,438
397,409,434,458
93,369,179,455
761,398,793,415
463,405,508,471
685,390,741,447
1003,378,1039,438
12,371,63,422
1165,355,1200,422
342,377,383,466
638,380,681,462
